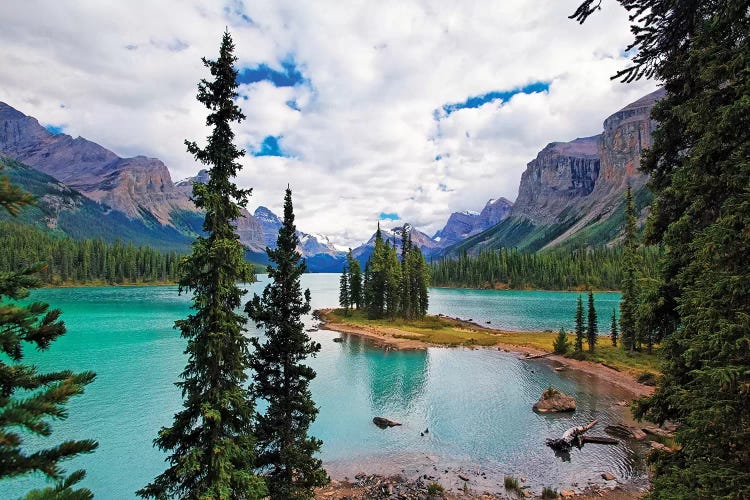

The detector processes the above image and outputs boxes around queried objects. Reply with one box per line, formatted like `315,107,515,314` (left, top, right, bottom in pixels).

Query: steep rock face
435,198,513,247
0,101,195,225
512,136,601,225
445,88,664,255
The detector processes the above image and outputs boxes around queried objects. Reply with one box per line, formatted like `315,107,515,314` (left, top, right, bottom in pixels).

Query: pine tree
574,1,750,496
586,291,597,352
619,185,638,352
346,249,362,309
246,188,329,499
138,31,266,500
339,265,350,315
553,327,570,355
0,172,97,498
574,295,585,353
610,308,618,347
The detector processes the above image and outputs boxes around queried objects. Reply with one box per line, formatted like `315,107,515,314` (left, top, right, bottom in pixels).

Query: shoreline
318,309,654,399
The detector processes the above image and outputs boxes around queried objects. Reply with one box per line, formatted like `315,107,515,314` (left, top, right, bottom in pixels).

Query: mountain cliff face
434,198,513,247
0,156,194,251
0,102,196,226
512,136,601,225
446,89,664,255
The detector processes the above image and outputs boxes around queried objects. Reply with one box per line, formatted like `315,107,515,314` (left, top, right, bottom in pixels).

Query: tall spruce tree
246,188,329,499
619,185,638,352
339,266,350,315
586,291,597,352
346,249,362,309
138,31,266,500
610,308,618,347
574,1,750,497
574,295,585,353
0,172,97,498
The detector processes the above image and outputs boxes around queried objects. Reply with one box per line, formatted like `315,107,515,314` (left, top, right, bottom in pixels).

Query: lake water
1,274,644,498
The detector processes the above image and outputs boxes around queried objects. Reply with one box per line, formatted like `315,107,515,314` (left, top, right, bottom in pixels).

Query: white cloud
0,0,657,247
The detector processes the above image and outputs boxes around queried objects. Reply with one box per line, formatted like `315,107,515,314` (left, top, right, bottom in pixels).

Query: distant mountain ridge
0,101,342,270
433,197,513,247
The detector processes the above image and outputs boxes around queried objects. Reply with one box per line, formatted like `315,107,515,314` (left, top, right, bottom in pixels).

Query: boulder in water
372,417,402,428
533,387,576,413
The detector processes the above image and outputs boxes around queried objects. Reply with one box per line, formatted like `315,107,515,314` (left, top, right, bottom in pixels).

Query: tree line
0,221,182,285
429,245,661,291
339,223,430,320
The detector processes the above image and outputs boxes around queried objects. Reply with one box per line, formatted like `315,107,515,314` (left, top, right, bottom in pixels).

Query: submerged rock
373,417,402,428
533,387,576,413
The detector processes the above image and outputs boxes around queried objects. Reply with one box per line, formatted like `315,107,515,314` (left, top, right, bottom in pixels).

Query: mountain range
0,89,662,271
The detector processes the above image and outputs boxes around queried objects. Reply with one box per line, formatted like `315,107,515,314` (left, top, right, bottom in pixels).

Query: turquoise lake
1,274,645,498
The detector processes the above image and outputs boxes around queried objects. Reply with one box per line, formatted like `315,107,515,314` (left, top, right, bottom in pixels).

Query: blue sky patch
44,124,65,135
440,81,550,116
379,212,400,221
237,57,307,87
253,136,289,157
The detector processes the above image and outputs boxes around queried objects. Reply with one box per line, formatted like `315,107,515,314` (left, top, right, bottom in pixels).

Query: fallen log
546,420,597,451
581,435,619,445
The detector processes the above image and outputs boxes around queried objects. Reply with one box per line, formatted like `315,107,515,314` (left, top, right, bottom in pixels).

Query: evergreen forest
0,221,182,285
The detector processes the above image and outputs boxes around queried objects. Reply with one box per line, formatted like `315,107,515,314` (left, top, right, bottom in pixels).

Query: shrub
542,386,560,400
541,486,558,498
427,481,445,496
637,371,658,386
552,327,570,354
504,476,521,493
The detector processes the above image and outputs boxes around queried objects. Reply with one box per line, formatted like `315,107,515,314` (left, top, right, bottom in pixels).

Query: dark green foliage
553,327,570,355
338,266,350,314
0,175,97,497
360,224,429,320
574,295,585,353
586,291,597,352
346,249,362,309
139,31,266,500
430,245,660,291
246,188,329,499
0,165,34,215
0,222,181,285
541,486,558,499
575,0,750,497
619,185,639,352
610,308,618,347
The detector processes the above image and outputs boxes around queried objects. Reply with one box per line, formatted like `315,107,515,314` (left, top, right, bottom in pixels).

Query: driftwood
581,435,619,445
525,352,553,359
546,420,597,451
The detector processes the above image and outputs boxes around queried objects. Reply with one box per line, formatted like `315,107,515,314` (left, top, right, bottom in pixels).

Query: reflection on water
0,276,645,498
364,346,428,414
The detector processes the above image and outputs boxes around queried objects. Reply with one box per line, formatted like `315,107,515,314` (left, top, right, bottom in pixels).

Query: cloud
0,0,657,248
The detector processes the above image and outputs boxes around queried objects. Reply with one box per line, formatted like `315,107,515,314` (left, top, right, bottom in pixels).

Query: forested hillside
430,246,661,290
0,221,182,285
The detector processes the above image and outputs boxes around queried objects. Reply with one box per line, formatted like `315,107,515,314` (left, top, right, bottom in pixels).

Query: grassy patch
324,309,500,346
323,309,661,375
504,476,522,494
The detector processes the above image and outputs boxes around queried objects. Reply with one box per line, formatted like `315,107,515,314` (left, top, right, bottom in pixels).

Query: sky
0,1,657,248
